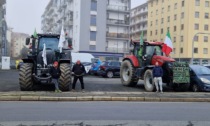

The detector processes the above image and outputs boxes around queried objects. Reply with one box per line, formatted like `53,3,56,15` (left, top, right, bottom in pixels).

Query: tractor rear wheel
19,63,33,91
59,63,71,91
120,60,138,87
144,69,155,92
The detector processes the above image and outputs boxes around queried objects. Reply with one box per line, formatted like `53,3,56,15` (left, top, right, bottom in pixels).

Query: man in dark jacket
152,62,163,93
50,61,62,93
72,60,86,92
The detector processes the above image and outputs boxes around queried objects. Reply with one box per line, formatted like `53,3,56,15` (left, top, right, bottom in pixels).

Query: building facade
130,2,148,41
11,32,29,58
0,0,7,58
147,0,210,64
41,0,131,61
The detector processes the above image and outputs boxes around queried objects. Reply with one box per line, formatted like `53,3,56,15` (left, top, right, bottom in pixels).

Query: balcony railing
107,5,129,12
106,47,129,53
106,33,129,39
107,19,129,25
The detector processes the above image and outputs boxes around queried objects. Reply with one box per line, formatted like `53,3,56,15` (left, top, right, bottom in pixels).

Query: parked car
89,59,101,75
97,61,121,78
189,65,210,92
203,64,210,69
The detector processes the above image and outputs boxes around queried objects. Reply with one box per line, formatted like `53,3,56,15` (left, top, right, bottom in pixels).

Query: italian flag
162,31,173,56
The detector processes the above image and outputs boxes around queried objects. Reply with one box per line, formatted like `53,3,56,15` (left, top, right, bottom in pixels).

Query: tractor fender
123,55,139,67
59,59,71,64
22,59,35,64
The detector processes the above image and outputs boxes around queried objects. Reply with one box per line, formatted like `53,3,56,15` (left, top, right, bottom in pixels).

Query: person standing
152,62,164,93
72,60,86,92
50,61,62,93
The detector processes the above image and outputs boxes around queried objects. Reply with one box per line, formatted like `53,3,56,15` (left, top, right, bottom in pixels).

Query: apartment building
11,32,29,58
130,2,148,41
147,0,210,64
0,0,7,57
41,0,131,61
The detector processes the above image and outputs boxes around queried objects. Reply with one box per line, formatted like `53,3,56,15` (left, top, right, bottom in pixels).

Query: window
174,3,177,9
205,13,209,19
151,11,153,17
195,0,200,6
161,29,163,34
180,48,183,53
91,0,97,11
181,36,184,42
204,36,208,42
168,5,170,11
174,37,176,43
205,1,209,7
150,31,152,36
194,36,199,41
151,21,153,26
182,0,185,7
156,0,158,5
174,26,176,32
174,14,177,20
181,24,184,30
195,24,199,30
162,8,164,13
156,10,158,15
167,27,170,31
156,20,158,25
167,16,170,22
162,0,164,3
195,12,199,18
194,48,198,53
161,18,164,24
90,31,96,41
90,15,96,26
204,24,209,31
89,45,96,50
173,48,176,54
204,48,208,54
155,30,158,35
181,12,184,19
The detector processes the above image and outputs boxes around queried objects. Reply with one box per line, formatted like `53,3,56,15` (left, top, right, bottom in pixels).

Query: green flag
33,29,38,38
140,31,144,45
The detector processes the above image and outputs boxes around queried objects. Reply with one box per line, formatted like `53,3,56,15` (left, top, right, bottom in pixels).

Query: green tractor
19,33,72,91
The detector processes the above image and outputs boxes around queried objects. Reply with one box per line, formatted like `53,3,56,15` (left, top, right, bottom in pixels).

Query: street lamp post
191,32,210,64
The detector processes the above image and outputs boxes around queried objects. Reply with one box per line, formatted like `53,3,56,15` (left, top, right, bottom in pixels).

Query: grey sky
7,0,147,35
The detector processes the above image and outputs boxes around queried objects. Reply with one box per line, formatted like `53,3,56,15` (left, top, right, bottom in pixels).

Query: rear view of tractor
19,34,72,91
120,40,190,92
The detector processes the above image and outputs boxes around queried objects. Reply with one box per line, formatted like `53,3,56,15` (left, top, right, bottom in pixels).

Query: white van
71,53,94,73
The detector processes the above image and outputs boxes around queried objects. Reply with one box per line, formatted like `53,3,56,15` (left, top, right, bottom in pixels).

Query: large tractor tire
120,60,138,87
59,63,71,91
19,63,33,91
144,69,155,92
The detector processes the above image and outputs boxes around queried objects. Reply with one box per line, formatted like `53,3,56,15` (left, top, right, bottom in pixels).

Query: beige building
130,2,148,40
11,32,29,58
147,0,210,64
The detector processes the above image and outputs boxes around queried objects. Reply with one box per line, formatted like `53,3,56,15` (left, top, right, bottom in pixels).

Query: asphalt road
0,102,210,125
0,70,160,92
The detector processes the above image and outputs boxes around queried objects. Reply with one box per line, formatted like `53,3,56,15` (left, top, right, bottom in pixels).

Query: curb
0,96,210,102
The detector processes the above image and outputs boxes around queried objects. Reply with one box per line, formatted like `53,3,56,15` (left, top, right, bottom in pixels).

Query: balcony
106,47,129,53
131,18,147,26
107,5,129,13
107,19,129,26
64,21,73,27
106,32,129,40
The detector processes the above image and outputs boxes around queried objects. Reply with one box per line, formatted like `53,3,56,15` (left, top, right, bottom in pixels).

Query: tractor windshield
146,46,162,56
39,37,59,51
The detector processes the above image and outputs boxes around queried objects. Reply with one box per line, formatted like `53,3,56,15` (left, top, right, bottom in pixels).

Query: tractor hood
37,50,55,66
151,55,175,66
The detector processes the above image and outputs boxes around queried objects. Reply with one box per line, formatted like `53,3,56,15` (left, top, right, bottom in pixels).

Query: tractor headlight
37,64,42,68
200,78,210,85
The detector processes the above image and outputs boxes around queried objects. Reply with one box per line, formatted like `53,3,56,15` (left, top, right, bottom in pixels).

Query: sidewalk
0,91,210,102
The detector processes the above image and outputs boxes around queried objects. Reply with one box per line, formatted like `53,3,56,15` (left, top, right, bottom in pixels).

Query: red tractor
120,40,190,92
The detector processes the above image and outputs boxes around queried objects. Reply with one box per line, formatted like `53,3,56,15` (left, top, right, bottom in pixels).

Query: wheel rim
122,66,130,81
192,84,198,92
146,73,153,89
107,71,113,78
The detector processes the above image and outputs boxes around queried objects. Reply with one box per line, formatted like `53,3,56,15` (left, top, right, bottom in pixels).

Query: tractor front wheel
59,63,71,91
144,69,155,92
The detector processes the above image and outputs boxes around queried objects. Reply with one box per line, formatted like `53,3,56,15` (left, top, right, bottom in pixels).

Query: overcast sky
6,0,147,35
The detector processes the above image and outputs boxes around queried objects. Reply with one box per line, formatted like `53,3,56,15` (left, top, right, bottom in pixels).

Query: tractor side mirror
26,38,30,45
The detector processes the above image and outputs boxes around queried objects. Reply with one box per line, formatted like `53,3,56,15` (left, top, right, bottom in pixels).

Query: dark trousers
72,76,84,89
